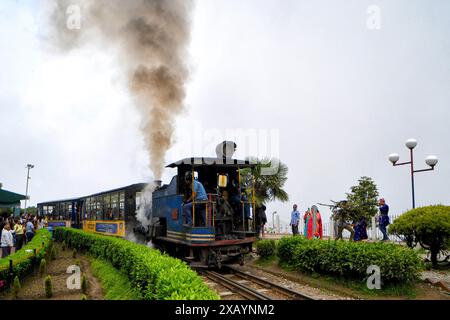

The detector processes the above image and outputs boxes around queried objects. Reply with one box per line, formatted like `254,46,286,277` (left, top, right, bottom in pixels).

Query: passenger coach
37,183,147,237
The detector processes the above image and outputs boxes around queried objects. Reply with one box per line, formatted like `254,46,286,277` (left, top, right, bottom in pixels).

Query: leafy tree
240,158,289,207
21,206,37,216
390,205,450,268
346,176,379,221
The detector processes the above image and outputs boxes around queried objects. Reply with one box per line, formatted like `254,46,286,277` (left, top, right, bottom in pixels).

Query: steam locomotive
38,142,258,268
147,142,257,267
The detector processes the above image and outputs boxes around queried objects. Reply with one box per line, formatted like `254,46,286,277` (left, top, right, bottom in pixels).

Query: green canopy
0,188,26,208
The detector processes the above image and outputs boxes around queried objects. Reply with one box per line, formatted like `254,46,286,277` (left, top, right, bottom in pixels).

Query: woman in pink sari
303,205,323,239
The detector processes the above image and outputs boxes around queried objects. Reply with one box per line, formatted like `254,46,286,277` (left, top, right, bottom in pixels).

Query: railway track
199,265,316,300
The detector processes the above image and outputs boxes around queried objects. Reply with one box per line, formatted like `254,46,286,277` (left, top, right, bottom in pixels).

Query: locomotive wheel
239,254,245,266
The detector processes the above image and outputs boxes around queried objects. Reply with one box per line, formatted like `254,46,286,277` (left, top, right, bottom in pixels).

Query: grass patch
255,255,277,267
90,258,140,300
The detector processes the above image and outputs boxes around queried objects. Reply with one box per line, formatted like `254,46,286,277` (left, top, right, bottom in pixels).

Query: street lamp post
388,139,438,209
272,211,278,230
24,164,35,216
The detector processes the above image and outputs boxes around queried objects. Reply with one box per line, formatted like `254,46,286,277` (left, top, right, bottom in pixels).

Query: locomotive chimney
154,180,162,190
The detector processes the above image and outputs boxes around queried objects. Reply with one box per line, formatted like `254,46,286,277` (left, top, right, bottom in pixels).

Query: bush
91,258,140,300
390,205,450,267
39,259,47,277
0,229,52,281
62,241,66,251
44,275,53,298
81,273,88,294
81,294,87,300
12,276,21,299
72,248,77,259
54,228,219,300
255,239,276,258
75,259,81,267
277,236,423,284
50,246,57,261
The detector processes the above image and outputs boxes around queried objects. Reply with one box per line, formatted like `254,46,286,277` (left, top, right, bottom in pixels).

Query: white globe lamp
425,155,438,168
405,139,417,150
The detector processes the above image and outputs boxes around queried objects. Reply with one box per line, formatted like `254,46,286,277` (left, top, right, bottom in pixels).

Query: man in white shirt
1,224,14,258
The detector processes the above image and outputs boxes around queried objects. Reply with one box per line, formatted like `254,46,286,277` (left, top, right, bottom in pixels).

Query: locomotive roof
166,157,256,169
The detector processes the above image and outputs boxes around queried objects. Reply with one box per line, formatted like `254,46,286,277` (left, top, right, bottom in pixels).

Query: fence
268,214,403,242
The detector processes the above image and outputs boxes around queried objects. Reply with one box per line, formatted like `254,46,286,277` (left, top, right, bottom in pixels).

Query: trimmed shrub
39,259,47,277
0,229,52,281
255,239,276,258
50,246,57,261
91,258,140,300
277,236,423,284
54,227,219,300
44,275,53,298
390,205,450,267
81,273,88,294
12,276,21,299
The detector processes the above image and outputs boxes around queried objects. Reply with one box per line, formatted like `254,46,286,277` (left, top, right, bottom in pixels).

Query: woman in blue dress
353,216,368,241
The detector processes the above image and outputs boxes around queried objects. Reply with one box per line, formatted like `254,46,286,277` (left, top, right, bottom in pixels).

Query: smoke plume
48,0,192,179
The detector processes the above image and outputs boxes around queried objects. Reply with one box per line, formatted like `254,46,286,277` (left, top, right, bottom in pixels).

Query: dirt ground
244,255,450,300
2,244,104,300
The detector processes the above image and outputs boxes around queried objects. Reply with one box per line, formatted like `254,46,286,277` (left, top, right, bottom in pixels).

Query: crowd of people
287,198,390,241
0,214,47,258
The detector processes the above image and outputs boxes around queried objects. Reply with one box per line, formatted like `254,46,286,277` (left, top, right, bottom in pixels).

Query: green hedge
54,228,219,300
255,239,276,258
277,236,423,284
91,258,141,300
0,229,52,281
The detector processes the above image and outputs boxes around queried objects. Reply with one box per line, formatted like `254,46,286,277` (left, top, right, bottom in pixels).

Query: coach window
111,193,119,220
67,203,72,220
103,194,111,220
86,198,91,220
119,192,125,220
56,203,62,220
95,197,102,220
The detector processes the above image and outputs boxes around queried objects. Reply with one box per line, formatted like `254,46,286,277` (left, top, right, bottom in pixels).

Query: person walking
1,224,14,258
378,198,390,241
290,204,300,236
14,219,24,250
25,218,35,243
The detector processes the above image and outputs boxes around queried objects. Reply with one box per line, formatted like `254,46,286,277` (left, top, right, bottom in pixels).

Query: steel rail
203,270,272,300
224,265,316,300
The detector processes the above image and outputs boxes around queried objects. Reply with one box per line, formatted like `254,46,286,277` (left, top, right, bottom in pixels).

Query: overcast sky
0,0,449,225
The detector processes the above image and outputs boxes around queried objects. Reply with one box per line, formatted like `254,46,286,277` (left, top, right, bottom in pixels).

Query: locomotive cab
150,157,257,268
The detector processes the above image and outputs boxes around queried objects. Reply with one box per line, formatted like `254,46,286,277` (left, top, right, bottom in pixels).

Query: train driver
182,172,208,227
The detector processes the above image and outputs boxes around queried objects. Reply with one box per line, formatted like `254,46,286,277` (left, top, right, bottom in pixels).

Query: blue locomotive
147,142,258,267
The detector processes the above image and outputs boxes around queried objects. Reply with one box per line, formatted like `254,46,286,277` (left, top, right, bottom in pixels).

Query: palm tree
241,158,289,206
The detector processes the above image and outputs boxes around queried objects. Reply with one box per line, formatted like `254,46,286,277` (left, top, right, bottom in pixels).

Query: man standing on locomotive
183,172,208,227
